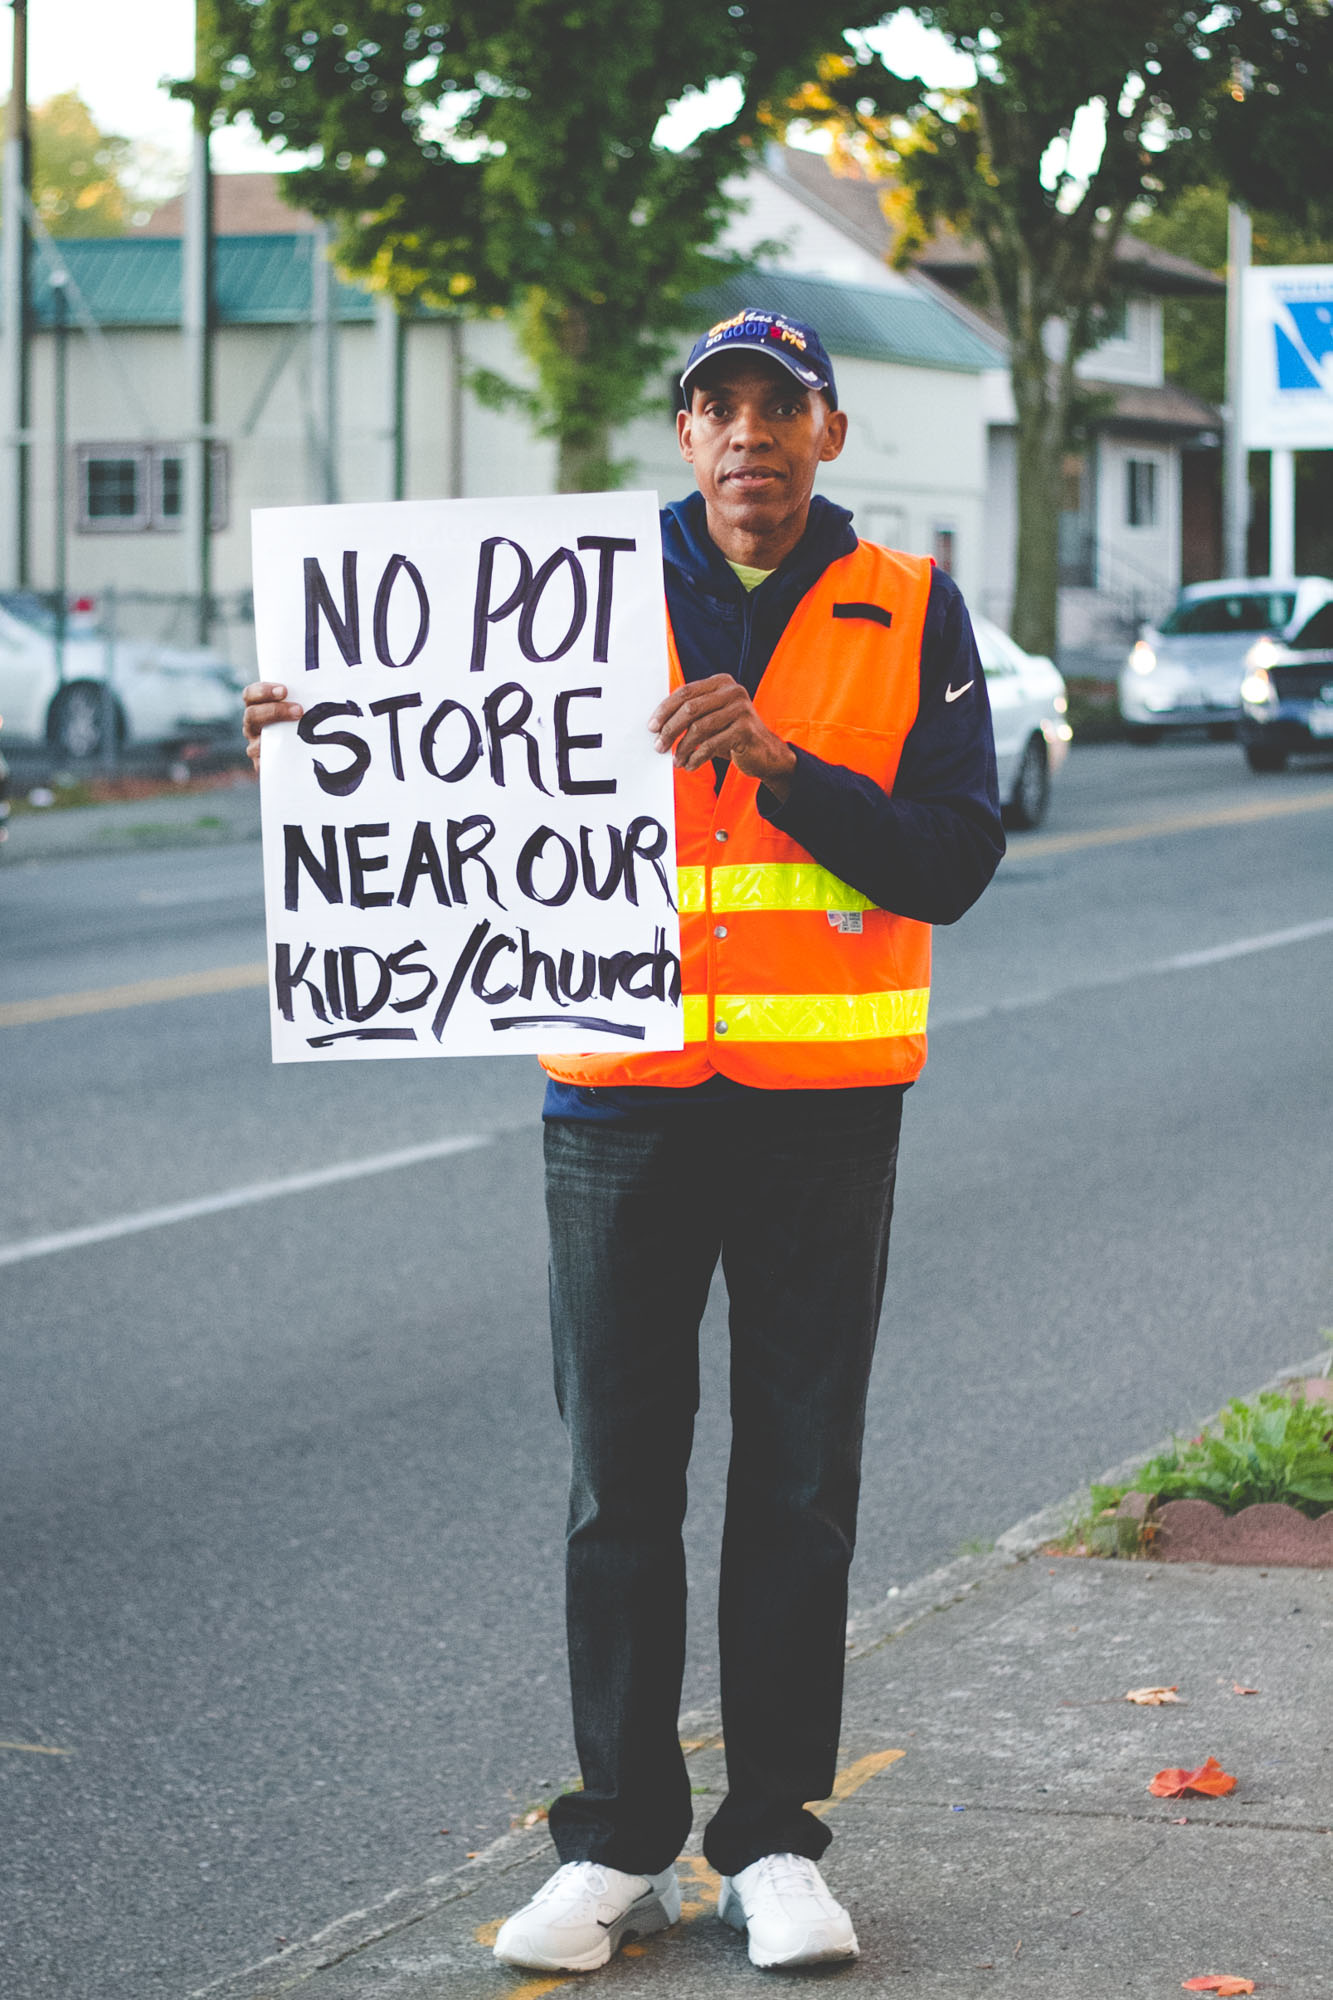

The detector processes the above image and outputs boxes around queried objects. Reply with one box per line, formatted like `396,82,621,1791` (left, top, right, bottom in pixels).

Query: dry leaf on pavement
1149,1756,1237,1798
1125,1685,1182,1705
1181,1977,1255,1994
1231,1684,1259,1696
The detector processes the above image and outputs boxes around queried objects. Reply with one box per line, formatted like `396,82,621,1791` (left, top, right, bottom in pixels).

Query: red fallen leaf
1125,1684,1182,1705
1149,1756,1237,1798
1232,1684,1259,1696
1181,1978,1255,1994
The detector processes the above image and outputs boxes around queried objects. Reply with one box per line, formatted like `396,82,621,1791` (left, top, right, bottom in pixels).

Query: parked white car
972,614,1072,829
0,592,240,760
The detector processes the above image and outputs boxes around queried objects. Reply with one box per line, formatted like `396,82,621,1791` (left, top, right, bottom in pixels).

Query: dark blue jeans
543,1087,903,1878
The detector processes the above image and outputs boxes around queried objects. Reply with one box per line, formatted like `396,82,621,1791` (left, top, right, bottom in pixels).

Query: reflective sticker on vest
827,910,863,934
676,862,875,915
691,989,928,1043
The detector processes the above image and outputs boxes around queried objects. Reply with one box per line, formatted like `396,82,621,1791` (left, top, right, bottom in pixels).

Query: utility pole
1223,203,1251,579
311,222,339,501
374,292,404,500
182,1,214,642
50,266,68,682
2,0,31,588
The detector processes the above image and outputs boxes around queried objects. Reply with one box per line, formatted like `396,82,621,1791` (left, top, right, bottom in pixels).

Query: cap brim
680,340,832,398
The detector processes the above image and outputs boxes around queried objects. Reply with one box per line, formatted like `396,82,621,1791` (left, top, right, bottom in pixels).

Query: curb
182,1350,1331,2000
844,1347,1332,1660
1,789,260,865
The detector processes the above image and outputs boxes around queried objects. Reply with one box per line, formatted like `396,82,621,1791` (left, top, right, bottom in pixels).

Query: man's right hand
242,682,304,770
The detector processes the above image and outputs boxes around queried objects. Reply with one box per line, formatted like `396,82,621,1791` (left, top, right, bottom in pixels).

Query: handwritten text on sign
253,492,681,1061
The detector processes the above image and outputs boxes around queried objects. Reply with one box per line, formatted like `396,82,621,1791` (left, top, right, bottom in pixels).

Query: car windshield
0,589,62,634
1159,590,1295,636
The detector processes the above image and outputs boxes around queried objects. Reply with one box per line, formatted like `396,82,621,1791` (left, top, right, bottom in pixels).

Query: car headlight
1053,691,1068,714
1129,640,1156,676
1244,636,1280,670
1240,667,1276,707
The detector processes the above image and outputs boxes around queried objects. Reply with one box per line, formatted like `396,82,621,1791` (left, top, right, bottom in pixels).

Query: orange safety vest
541,540,934,1091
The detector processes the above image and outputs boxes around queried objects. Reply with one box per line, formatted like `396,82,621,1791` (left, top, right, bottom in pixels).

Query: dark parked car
1238,585,1333,772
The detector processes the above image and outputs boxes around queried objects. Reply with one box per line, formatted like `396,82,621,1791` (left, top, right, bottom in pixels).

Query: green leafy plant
1106,1393,1333,1520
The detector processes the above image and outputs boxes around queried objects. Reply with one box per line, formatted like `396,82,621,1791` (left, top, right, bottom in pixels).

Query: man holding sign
244,308,1003,1973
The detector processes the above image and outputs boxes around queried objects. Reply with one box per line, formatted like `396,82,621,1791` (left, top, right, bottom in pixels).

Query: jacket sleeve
755,567,1005,924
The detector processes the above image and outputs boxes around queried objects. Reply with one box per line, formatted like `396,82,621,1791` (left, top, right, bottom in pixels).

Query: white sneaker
493,1859,681,1971
718,1851,858,1968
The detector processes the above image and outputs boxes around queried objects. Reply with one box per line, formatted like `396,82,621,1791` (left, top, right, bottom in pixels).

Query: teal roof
688,270,1002,375
24,238,999,376
28,233,380,327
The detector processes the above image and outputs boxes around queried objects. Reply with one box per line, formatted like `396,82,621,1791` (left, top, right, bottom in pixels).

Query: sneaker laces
748,1853,826,1905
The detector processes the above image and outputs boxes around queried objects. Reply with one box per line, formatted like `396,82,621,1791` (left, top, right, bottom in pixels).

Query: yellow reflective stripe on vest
675,863,875,915
682,989,928,1044
682,994,709,1042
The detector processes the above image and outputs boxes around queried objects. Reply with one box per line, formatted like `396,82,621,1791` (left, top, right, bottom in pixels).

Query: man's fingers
652,682,748,752
648,675,738,742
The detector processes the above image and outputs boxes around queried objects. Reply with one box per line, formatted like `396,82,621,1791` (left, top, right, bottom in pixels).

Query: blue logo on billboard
1274,298,1333,390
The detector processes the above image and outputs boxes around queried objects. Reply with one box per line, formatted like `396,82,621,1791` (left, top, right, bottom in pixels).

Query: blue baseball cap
680,308,837,407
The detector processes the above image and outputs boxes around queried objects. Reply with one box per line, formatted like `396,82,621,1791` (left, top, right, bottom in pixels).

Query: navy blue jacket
543,491,1005,1122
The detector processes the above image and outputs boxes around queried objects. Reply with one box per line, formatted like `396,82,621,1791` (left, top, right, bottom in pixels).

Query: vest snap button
715,1019,729,1035
714,828,728,842
713,924,727,939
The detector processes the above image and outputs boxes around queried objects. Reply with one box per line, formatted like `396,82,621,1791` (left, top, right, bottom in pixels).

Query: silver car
1118,578,1323,742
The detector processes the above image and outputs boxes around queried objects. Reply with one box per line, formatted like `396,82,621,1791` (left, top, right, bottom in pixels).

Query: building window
77,444,229,533
1102,293,1129,341
1126,458,1158,529
932,524,956,574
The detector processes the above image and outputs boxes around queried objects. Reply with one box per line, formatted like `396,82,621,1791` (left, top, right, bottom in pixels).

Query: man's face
676,357,848,565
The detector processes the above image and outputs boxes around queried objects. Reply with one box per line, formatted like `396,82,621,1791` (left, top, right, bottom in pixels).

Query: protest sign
252,491,682,1062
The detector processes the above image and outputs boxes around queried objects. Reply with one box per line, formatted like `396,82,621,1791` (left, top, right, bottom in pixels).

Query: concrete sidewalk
189,1547,1332,2000
1,775,260,863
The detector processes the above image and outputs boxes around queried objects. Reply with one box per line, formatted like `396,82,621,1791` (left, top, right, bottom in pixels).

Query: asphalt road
2,740,1331,2000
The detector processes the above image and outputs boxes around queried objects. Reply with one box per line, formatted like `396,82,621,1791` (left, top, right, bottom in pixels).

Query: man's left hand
649,675,796,802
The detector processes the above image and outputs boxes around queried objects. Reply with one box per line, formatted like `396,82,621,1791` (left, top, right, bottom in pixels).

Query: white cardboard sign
252,491,682,1062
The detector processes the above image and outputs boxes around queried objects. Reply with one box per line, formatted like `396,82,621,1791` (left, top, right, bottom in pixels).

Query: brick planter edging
1086,1377,1333,1566
1149,1497,1333,1566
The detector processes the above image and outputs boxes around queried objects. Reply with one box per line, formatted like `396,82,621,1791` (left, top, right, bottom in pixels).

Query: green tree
19,91,131,236
808,3,1333,655
190,0,882,491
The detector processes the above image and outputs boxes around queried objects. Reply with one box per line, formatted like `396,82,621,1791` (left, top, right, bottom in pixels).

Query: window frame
76,442,230,534
1125,456,1160,530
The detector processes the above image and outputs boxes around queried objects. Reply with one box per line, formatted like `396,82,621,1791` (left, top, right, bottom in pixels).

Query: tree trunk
1008,327,1072,660
556,424,616,493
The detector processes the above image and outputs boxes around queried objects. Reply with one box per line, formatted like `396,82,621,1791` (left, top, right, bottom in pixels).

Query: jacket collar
661,490,857,603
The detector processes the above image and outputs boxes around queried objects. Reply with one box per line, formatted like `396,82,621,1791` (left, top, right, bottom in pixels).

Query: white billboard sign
1240,264,1333,449
252,491,683,1063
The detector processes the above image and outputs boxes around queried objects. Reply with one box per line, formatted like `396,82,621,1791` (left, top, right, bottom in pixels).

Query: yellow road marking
482,1748,906,1996
1018,786,1333,859
0,1740,72,1755
0,962,267,1029
811,1745,907,1817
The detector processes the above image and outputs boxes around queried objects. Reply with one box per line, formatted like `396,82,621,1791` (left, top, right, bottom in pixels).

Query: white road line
933,915,1333,1029
1162,915,1333,970
0,1135,490,1271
